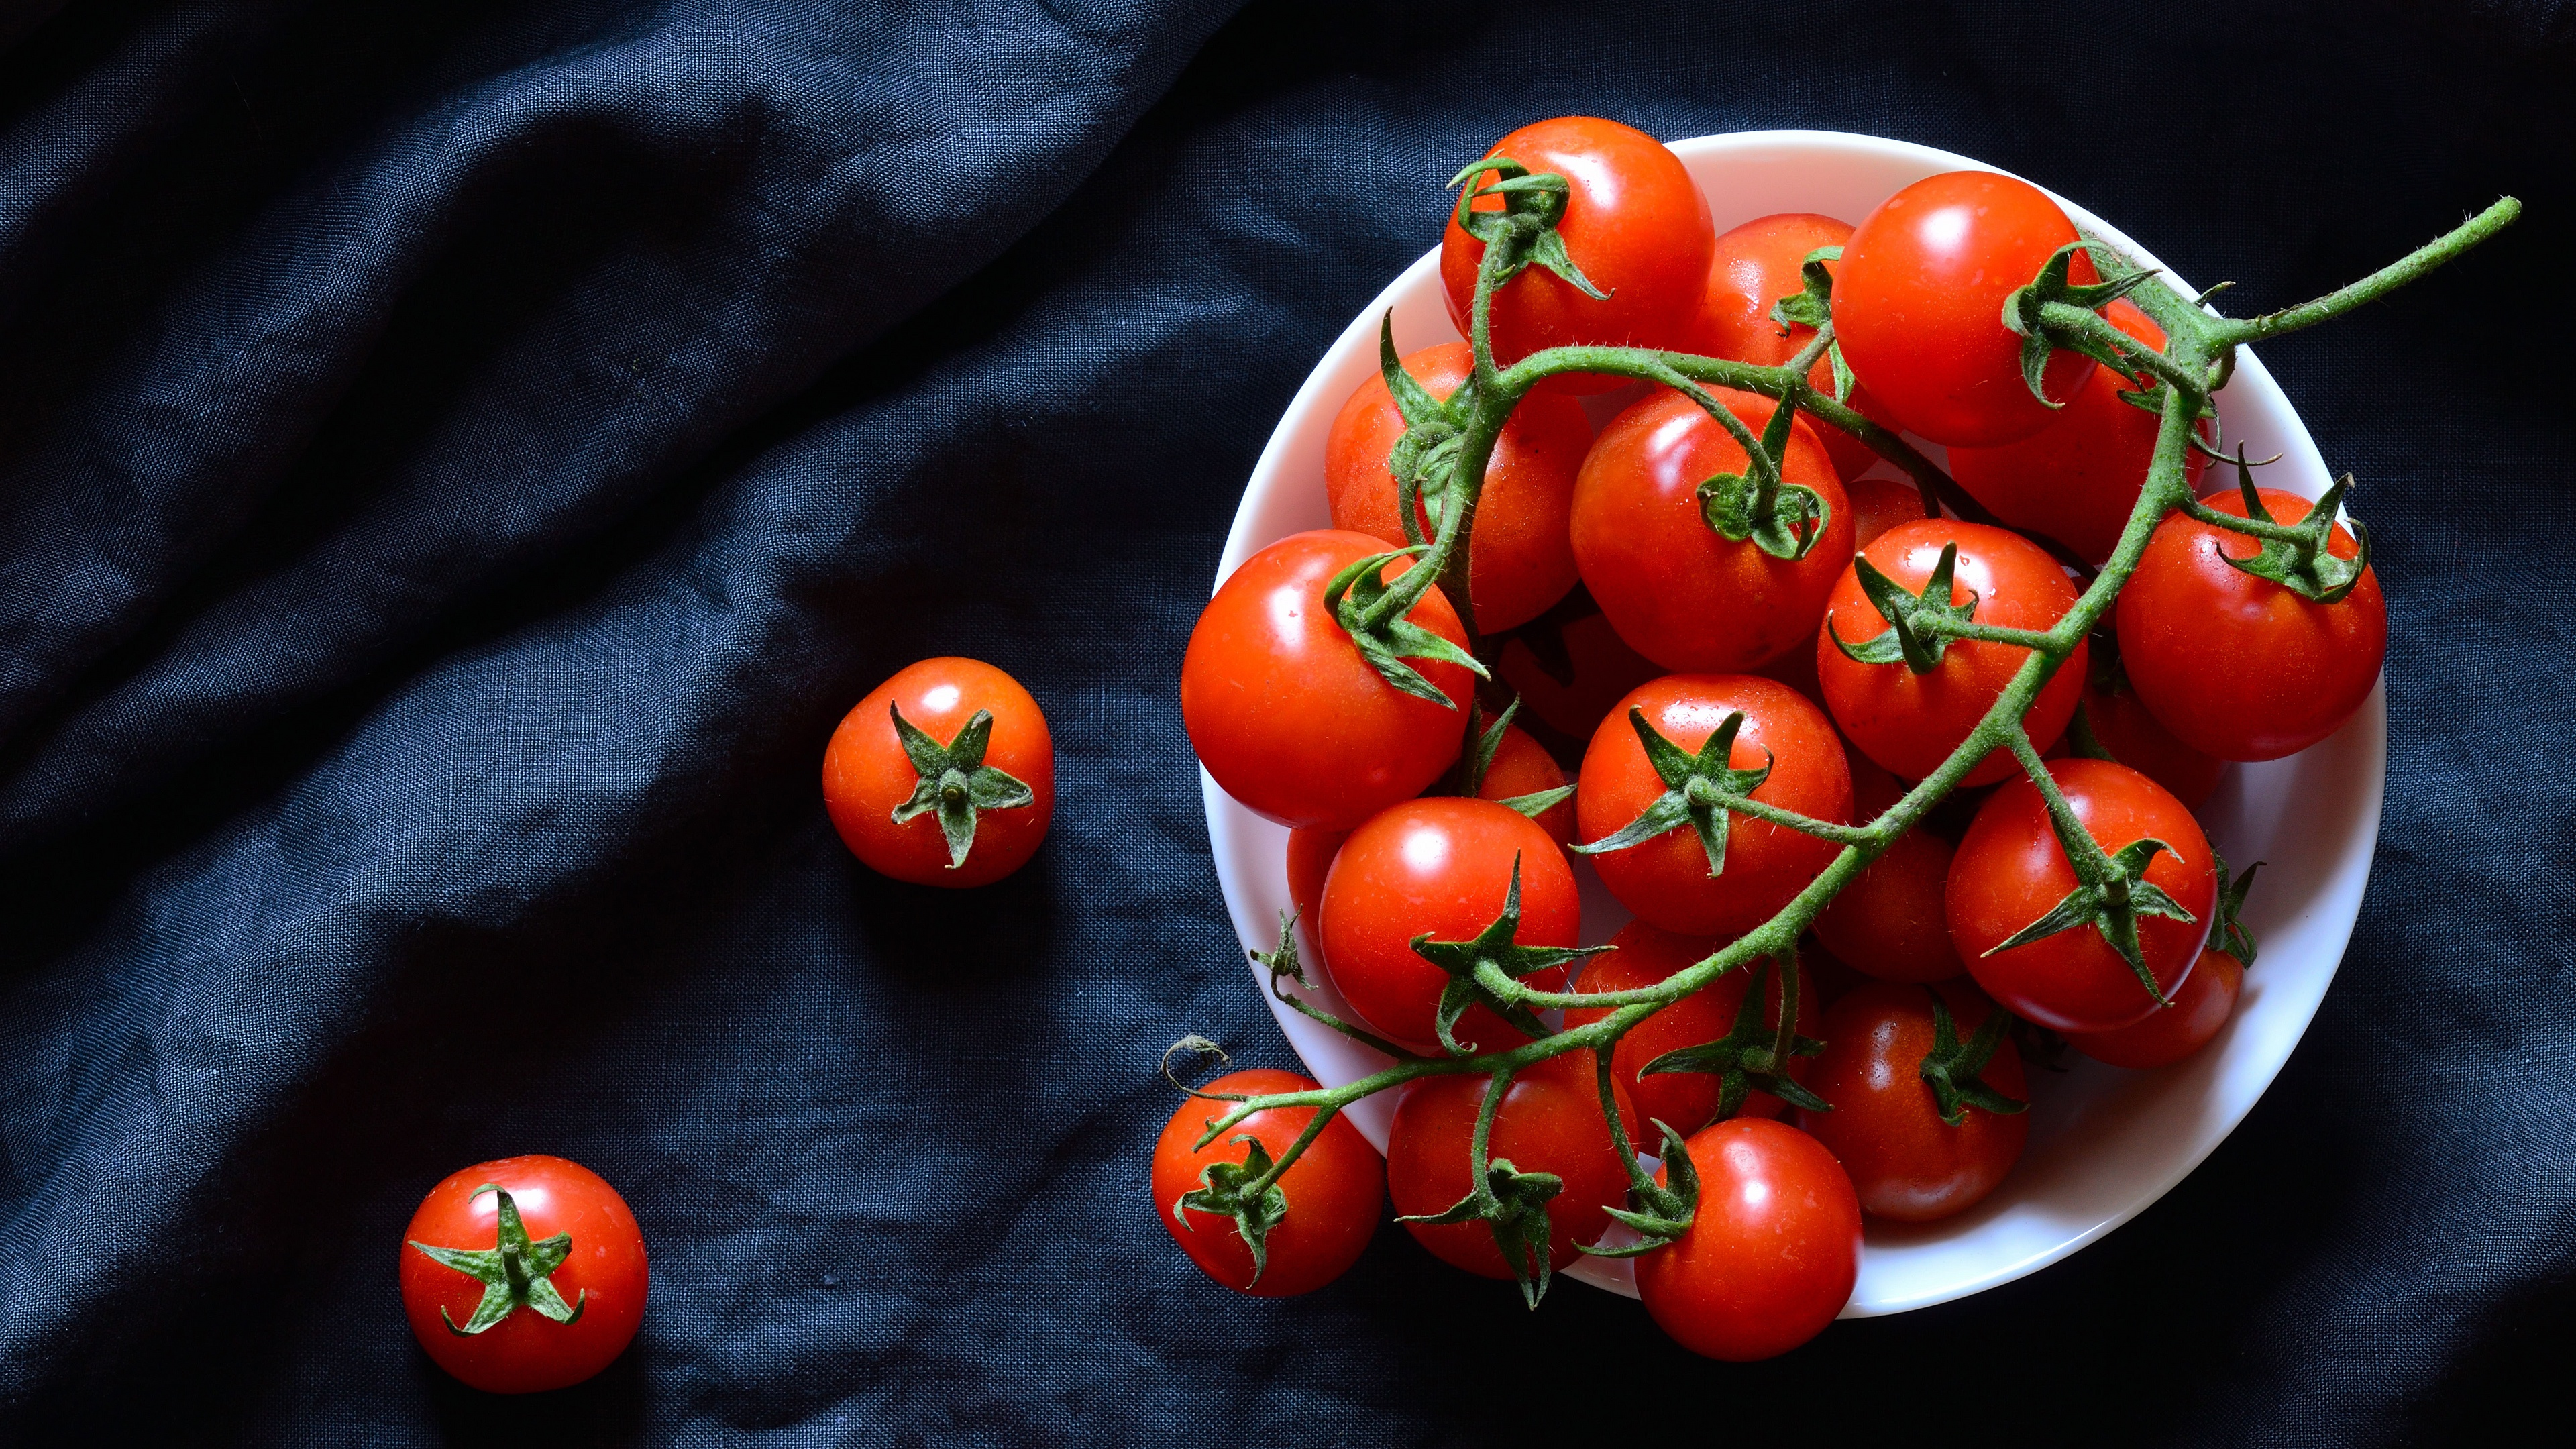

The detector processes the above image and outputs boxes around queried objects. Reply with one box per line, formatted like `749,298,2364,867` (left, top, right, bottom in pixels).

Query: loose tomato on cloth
1814,751,1966,983
1326,341,1590,632
1949,299,2210,564
1795,979,2030,1222
1633,1118,1861,1362
1318,797,1585,1055
1153,1069,1383,1297
399,1156,648,1395
1440,117,1713,388
1575,674,1851,938
1386,1050,1638,1281
1949,758,2218,1033
1836,170,2100,447
2069,949,2244,1069
1684,211,1896,483
1181,530,1474,831
1817,518,2088,785
1563,922,1817,1133
2115,484,2387,762
1570,385,1855,673
822,657,1053,888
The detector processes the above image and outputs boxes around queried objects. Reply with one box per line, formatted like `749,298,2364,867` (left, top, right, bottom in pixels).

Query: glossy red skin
1479,722,1575,845
1950,759,2218,1032
1815,751,1965,983
2115,486,2387,762
1684,211,1894,483
1817,519,2088,786
1440,117,1714,391
1634,1118,1861,1361
1949,299,2211,564
1564,921,1815,1133
1285,826,1346,965
399,1156,648,1394
2069,949,2243,1069
1577,675,1852,936
2082,667,2225,809
1847,476,1931,551
824,657,1054,888
1327,343,1590,632
1182,531,1473,830
1795,980,2029,1222
1493,608,1663,744
1837,171,2099,447
1572,386,1856,673
1154,1069,1383,1296
1320,798,1582,1054
1387,1050,1638,1277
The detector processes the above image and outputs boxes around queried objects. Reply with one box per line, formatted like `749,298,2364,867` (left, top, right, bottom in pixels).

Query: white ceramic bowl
1201,130,2382,1315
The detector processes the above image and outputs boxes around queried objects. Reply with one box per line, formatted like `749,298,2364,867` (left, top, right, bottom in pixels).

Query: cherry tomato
822,657,1053,888
1153,1069,1383,1296
1847,476,1931,551
1795,979,2029,1222
2080,656,2224,809
1837,170,2099,447
1633,1118,1861,1361
1326,342,1591,631
1564,921,1817,1132
1386,1049,1638,1279
1493,606,1664,743
1285,826,1346,965
2114,486,2387,762
399,1156,648,1395
1572,385,1857,674
1319,797,1582,1054
1814,750,1966,983
1684,211,1900,484
1479,720,1576,845
1949,758,2217,1033
1182,530,1474,830
1949,299,2210,565
2068,948,2243,1069
1440,117,1713,390
1816,518,2088,786
1576,674,1851,937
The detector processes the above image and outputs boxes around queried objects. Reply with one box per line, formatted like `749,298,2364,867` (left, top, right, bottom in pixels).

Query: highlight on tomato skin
823,656,1055,888
1152,1069,1383,1297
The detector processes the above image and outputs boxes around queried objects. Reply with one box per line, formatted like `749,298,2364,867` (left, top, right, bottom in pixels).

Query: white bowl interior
1202,131,2382,1315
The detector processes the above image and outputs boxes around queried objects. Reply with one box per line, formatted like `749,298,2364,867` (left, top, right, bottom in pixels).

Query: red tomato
1319,798,1582,1054
1285,826,1346,963
1815,751,1966,983
2082,660,2225,808
1684,211,1898,484
1633,1118,1861,1361
1949,758,2218,1032
1572,386,1856,673
1816,518,2088,786
1847,476,1931,551
1479,720,1576,845
2114,486,2387,762
1492,606,1662,743
1440,117,1714,389
1795,980,2029,1222
399,1156,648,1395
1576,675,1851,937
1386,1049,1638,1278
822,657,1053,888
1564,922,1817,1132
1837,170,2099,447
1152,1069,1383,1296
1182,530,1473,830
2068,949,2243,1069
1326,342,1591,631
1949,299,2211,565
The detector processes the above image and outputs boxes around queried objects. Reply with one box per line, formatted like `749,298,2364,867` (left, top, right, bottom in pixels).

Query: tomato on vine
2068,950,2243,1069
1570,385,1855,673
823,657,1053,888
1684,211,1897,484
1564,922,1817,1133
399,1156,649,1395
1386,1049,1638,1285
2074,649,2225,809
1846,476,1931,550
1795,979,2030,1222
1182,530,1477,831
1154,1069,1383,1297
1633,1118,1860,1361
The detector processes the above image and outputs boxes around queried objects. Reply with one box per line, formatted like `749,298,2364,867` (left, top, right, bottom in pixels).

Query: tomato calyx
1768,244,1858,404
1571,708,1776,877
1376,315,1475,548
1917,990,2029,1126
1446,155,1612,311
1999,241,2165,408
1582,1118,1701,1260
1398,1147,1566,1308
1638,958,1831,1117
1409,853,1609,1055
1440,696,1576,822
1987,752,2199,1006
1173,1136,1294,1289
887,702,1037,870
2186,457,2374,604
407,1184,588,1336
1322,545,1491,708
1694,390,1833,562
1250,910,1422,1060
1827,541,1978,674
2210,848,2263,969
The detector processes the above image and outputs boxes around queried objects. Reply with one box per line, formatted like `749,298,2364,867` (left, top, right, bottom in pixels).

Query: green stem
2210,197,2521,346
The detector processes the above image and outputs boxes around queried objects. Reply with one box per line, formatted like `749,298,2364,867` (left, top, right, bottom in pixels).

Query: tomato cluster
1163,116,2397,1361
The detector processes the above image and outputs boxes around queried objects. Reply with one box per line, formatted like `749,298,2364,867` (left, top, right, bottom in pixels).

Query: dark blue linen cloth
1,1,2568,1441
